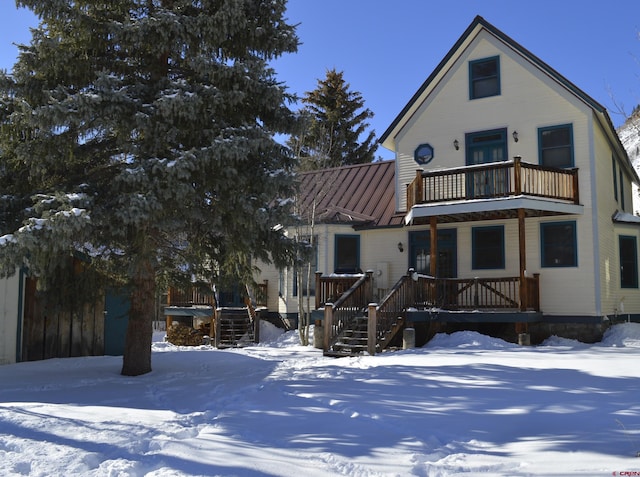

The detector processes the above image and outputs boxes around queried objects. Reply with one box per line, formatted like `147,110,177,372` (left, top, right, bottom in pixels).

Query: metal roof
296,160,403,229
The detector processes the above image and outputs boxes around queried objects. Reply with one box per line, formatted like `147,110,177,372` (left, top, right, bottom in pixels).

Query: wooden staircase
214,307,256,348
322,270,425,357
324,316,369,357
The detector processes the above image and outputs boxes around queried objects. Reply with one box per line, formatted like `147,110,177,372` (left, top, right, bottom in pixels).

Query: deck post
315,271,322,309
415,169,424,206
430,216,437,277
323,303,333,352
367,303,377,356
513,156,522,195
518,208,527,311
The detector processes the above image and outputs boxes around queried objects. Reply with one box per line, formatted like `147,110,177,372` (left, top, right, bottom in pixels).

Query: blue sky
2,1,639,160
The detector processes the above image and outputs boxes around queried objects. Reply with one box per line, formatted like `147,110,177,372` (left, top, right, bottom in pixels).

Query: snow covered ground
1,323,640,477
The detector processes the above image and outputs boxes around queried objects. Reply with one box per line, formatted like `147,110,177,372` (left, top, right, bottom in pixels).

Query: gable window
540,221,577,268
469,56,500,99
334,235,360,273
538,124,574,168
619,235,638,288
472,226,505,269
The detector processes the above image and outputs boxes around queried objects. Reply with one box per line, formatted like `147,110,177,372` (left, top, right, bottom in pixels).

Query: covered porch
403,156,583,319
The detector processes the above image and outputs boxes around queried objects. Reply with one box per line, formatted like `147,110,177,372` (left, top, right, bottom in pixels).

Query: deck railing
167,285,216,307
407,157,579,209
315,272,363,309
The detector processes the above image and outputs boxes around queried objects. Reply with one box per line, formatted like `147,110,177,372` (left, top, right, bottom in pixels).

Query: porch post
430,216,437,277
367,303,377,356
323,303,333,352
517,208,527,313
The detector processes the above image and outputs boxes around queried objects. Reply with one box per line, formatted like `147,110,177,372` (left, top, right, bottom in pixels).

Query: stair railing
373,270,436,352
323,271,373,352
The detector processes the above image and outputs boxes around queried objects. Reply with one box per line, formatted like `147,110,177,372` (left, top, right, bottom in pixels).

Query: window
469,56,500,99
293,236,317,296
612,156,618,202
472,226,505,269
619,236,638,288
620,168,625,211
540,221,577,267
538,124,574,168
334,235,360,273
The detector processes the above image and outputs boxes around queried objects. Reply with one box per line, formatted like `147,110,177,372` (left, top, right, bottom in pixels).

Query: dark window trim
538,123,574,168
334,234,360,274
612,156,618,202
472,225,505,270
540,221,578,268
619,235,638,289
469,56,501,100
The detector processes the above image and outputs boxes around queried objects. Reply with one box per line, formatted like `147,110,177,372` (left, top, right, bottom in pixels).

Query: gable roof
378,16,636,181
296,160,403,229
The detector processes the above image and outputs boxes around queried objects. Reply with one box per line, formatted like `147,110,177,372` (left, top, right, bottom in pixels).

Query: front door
408,229,457,278
465,129,508,198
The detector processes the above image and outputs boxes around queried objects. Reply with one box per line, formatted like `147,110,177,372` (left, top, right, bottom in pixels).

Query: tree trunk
121,255,156,376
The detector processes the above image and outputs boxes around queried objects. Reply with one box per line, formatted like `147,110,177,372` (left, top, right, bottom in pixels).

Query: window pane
470,57,500,99
335,235,359,273
473,227,504,269
541,147,572,168
620,236,638,288
539,125,573,168
541,222,577,267
541,128,571,148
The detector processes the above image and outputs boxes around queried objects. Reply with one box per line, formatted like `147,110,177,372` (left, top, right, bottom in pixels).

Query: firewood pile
166,322,208,346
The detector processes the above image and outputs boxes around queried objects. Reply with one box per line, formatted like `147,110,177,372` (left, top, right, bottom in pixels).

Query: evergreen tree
0,0,300,375
292,68,377,170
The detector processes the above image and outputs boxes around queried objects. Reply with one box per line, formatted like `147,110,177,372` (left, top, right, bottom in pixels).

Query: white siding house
256,16,639,345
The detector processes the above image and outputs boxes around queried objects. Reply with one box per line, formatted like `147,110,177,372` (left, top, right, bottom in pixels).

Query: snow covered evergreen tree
291,68,377,170
0,0,300,375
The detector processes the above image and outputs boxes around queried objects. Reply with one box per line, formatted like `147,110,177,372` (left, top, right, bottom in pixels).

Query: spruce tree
292,68,377,170
0,0,300,375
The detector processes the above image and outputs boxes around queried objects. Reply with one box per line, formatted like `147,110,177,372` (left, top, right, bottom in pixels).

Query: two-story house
259,15,640,349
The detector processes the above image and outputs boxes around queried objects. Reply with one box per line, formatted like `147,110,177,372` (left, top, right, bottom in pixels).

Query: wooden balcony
406,157,579,221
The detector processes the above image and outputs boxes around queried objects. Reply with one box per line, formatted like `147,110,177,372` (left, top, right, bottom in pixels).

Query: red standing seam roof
296,160,404,228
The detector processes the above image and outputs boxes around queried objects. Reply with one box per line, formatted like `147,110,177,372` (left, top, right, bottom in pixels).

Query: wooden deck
407,156,579,210
318,271,541,356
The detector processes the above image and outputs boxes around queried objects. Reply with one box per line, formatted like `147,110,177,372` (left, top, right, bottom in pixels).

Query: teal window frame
619,235,638,289
334,234,360,273
472,225,505,270
469,56,501,99
538,124,574,168
620,168,625,211
540,221,577,268
612,156,618,202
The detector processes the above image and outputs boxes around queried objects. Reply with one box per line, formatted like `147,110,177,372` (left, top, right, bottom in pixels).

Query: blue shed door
104,289,130,356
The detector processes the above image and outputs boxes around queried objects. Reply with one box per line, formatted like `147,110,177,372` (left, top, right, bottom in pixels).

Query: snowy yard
1,323,640,476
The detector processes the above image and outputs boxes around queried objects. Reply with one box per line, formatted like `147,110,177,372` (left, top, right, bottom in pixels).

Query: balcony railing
407,156,579,209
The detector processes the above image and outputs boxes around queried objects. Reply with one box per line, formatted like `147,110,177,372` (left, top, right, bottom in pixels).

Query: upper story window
538,124,574,168
469,56,501,99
